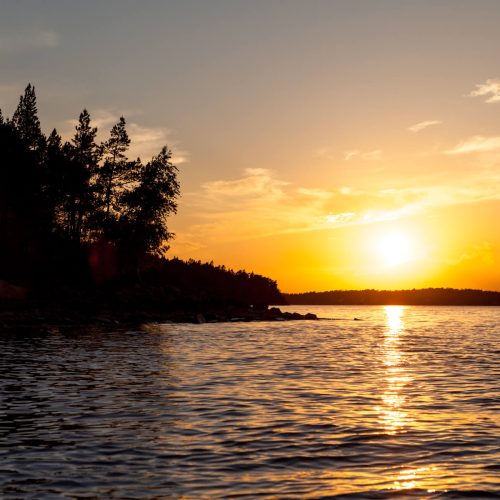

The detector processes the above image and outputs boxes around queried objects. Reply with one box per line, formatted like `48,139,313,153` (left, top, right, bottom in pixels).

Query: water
1,306,499,498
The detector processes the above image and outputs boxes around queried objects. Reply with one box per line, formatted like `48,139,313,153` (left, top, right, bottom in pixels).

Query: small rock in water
195,314,206,324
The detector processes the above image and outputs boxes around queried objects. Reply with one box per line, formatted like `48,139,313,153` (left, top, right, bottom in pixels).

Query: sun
376,231,414,267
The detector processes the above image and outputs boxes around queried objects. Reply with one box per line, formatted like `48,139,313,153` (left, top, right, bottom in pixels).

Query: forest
0,84,283,312
285,288,500,306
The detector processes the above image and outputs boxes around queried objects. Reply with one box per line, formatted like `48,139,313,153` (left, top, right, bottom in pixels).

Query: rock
194,313,206,324
268,307,282,317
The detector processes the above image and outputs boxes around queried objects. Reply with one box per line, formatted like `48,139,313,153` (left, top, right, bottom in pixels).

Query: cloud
449,242,495,267
170,162,500,260
470,78,500,103
408,120,442,133
0,29,59,53
296,188,332,200
445,136,500,155
344,150,382,161
176,169,337,249
201,168,288,199
315,148,382,162
64,109,189,164
314,147,335,160
127,123,189,164
324,212,355,224
171,169,436,257
344,151,358,161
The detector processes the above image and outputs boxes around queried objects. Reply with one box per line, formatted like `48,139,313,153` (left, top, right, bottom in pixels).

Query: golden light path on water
379,306,438,493
378,306,410,435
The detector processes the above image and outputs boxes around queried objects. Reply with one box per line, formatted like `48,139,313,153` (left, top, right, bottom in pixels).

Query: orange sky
2,1,500,292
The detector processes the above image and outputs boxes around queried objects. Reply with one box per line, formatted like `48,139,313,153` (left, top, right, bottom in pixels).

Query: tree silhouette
44,129,70,235
118,147,180,276
65,110,100,242
11,84,45,151
0,85,185,286
97,117,135,237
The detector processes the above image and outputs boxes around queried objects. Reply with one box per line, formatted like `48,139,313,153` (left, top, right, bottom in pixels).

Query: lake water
1,305,499,498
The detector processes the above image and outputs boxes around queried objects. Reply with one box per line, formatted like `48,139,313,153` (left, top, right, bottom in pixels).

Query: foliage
119,147,180,256
0,84,180,286
98,116,134,231
11,84,44,151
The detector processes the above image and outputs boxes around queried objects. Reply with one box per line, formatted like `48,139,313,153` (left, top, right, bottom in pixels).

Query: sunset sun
376,231,415,267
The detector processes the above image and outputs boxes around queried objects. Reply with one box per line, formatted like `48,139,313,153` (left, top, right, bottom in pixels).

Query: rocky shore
0,305,317,331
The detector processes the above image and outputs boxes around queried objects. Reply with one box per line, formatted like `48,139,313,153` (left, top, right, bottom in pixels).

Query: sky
1,0,500,292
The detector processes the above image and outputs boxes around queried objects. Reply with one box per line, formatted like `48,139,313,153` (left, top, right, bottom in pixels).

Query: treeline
285,288,500,306
137,258,284,309
0,84,285,309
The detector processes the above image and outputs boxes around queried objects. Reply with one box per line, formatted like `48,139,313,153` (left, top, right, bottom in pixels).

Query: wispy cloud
128,123,189,164
0,29,59,53
171,165,500,259
172,171,425,253
445,136,500,155
408,120,442,133
65,109,189,164
470,78,500,103
449,242,495,267
175,169,338,249
315,148,382,162
314,147,335,160
324,212,355,224
202,168,288,199
344,150,382,161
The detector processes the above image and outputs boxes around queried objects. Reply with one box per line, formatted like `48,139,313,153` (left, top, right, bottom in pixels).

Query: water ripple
1,306,499,498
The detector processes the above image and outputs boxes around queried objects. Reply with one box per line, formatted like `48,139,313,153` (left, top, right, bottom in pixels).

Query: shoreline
0,305,318,331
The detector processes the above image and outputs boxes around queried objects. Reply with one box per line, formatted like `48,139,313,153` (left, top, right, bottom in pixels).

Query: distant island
285,288,500,306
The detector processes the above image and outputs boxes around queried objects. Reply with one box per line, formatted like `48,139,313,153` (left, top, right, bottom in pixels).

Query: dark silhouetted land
0,84,319,327
285,288,500,306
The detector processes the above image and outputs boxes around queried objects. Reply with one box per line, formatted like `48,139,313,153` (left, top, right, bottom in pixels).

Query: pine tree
120,146,180,257
98,117,133,225
72,109,99,168
65,110,100,242
44,129,67,233
11,84,45,150
47,128,62,150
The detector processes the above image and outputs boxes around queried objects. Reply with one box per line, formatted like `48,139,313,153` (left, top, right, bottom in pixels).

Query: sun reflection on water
370,307,448,495
376,306,411,435
389,466,440,492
